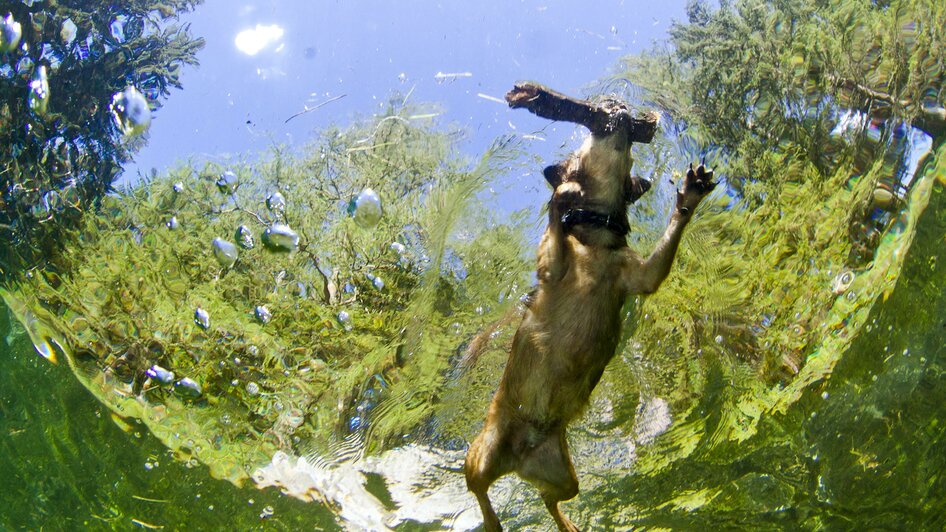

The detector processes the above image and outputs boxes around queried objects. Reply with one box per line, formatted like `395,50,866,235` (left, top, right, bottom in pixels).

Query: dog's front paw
676,161,716,214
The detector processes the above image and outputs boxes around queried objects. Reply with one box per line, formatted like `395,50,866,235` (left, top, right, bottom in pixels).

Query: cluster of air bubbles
211,237,238,268
348,188,383,228
60,18,76,45
832,270,855,295
266,191,286,212
0,13,22,53
235,225,255,249
254,305,272,324
174,377,202,399
365,272,384,290
110,87,151,136
216,171,237,194
146,364,175,384
28,65,49,115
261,224,299,252
194,307,210,329
259,506,274,519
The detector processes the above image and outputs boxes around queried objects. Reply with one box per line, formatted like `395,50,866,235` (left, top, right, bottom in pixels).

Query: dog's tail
458,290,534,371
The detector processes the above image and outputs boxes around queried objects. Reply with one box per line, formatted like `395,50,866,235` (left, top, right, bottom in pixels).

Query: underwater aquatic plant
0,0,204,280
2,100,532,482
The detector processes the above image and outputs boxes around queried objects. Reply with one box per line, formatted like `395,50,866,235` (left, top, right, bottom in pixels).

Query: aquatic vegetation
548,0,946,525
0,0,943,527
0,0,204,279
2,102,531,488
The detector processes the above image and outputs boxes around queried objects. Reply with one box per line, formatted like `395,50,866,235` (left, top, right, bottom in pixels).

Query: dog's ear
625,175,652,204
543,163,566,188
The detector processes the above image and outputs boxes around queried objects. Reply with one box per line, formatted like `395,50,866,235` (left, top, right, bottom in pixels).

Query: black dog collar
561,209,629,236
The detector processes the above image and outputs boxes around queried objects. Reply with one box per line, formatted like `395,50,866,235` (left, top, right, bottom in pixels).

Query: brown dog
464,84,716,531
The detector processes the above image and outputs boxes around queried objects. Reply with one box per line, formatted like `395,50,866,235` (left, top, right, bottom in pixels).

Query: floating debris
211,237,238,268
261,224,299,252
166,216,179,230
476,92,506,104
1,13,21,53
28,65,49,115
266,191,286,212
348,188,382,228
254,305,272,324
110,87,151,137
216,171,238,194
235,225,255,249
172,182,184,193
174,377,202,399
146,365,175,384
194,307,210,329
433,71,472,83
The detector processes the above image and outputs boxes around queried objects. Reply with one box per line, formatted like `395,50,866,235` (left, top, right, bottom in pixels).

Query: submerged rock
212,237,239,268
261,224,299,252
110,87,151,137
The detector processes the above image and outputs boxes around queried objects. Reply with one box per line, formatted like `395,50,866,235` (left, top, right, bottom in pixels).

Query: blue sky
129,1,688,178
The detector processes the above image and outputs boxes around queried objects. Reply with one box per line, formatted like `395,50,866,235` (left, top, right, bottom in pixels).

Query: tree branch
505,81,659,143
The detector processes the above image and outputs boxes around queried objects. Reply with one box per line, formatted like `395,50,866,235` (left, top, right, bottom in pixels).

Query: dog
464,87,716,531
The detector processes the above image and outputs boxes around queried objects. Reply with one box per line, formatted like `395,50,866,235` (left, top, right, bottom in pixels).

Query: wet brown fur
464,109,715,531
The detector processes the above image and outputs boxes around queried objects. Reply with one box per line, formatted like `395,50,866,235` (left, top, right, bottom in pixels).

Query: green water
0,314,337,531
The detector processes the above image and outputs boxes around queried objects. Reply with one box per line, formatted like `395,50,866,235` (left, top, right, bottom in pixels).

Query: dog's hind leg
517,429,580,532
466,419,514,531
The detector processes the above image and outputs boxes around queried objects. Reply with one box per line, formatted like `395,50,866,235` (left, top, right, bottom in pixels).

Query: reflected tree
0,0,204,279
